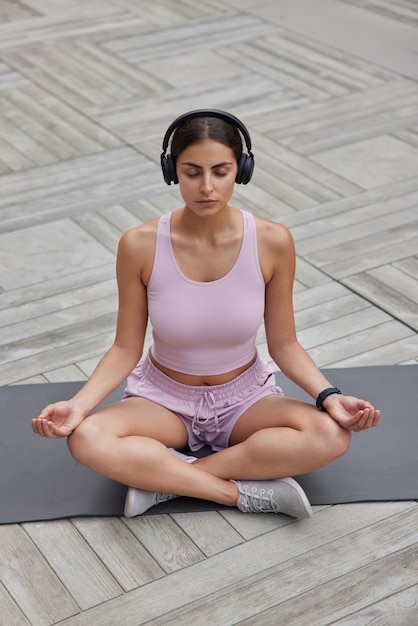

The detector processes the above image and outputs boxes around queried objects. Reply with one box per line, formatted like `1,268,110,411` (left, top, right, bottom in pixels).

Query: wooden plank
0,524,79,625
293,281,351,310
72,517,165,591
143,507,418,625
294,257,331,288
394,127,418,148
283,177,418,232
256,80,416,135
0,133,33,171
0,12,150,52
73,211,124,253
0,264,115,310
247,35,371,93
261,81,418,143
292,195,418,250
0,218,116,291
171,511,244,556
274,29,397,84
295,293,371,331
237,546,418,625
23,520,123,610
254,150,342,205
0,328,115,385
292,103,418,155
0,280,116,333
94,73,299,146
320,234,418,280
0,108,55,167
305,321,415,367
250,129,362,197
220,43,345,100
0,148,162,232
297,307,392,348
0,0,39,21
342,0,418,27
56,504,417,625
344,268,418,331
251,164,318,210
0,295,117,348
0,582,31,626
102,14,277,63
0,89,81,162
0,309,117,364
45,364,87,382
219,508,298,541
122,515,206,574
324,334,418,367
329,583,418,625
0,82,121,158
110,0,231,25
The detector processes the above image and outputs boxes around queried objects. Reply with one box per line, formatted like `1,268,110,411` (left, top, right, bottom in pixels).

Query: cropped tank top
147,210,266,375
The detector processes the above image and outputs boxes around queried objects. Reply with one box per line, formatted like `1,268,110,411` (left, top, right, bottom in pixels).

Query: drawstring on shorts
192,390,220,435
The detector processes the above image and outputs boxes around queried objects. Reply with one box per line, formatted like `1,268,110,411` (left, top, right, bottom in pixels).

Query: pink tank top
147,210,265,375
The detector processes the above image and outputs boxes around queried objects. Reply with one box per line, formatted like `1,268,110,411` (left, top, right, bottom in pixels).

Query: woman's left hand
322,394,381,432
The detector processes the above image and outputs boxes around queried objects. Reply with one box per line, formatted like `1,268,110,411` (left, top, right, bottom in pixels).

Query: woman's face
176,139,238,216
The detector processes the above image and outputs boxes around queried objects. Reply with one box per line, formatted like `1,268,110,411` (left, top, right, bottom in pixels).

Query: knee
322,418,351,463
67,416,102,464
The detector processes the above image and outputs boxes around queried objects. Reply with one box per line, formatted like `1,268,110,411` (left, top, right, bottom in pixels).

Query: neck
176,205,239,238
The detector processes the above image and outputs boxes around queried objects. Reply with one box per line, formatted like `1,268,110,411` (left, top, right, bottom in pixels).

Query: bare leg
194,395,351,479
68,395,350,514
67,398,238,506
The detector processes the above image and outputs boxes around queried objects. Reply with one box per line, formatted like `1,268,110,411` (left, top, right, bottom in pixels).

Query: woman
32,110,380,519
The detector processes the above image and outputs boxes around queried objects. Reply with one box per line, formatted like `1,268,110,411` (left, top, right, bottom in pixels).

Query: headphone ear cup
236,153,254,185
161,154,178,185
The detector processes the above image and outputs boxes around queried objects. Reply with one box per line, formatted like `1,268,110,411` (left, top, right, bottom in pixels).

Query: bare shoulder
120,217,159,250
117,217,160,284
252,216,295,283
254,215,294,254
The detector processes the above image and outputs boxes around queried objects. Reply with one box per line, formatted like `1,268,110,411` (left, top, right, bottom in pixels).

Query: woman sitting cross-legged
32,110,380,519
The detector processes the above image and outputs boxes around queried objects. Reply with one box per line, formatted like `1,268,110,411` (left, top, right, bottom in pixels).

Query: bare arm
32,224,154,437
260,219,380,431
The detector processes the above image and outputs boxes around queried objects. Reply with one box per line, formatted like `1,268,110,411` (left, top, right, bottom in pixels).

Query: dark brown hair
170,116,243,163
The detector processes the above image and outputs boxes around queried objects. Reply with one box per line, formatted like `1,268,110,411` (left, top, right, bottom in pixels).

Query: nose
200,172,213,194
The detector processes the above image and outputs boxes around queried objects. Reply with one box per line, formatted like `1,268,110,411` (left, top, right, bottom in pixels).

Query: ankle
227,480,240,507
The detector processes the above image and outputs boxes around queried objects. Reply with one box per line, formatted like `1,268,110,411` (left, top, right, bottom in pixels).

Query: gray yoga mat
1,365,417,523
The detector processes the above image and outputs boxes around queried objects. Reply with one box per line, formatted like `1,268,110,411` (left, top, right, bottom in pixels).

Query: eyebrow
179,161,233,169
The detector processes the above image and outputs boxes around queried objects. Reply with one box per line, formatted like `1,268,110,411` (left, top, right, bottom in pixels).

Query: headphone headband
160,109,254,185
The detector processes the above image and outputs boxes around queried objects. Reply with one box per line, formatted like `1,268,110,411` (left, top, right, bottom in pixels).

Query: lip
197,199,216,205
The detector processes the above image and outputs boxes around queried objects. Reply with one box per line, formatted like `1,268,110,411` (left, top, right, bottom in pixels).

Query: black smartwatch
316,387,342,412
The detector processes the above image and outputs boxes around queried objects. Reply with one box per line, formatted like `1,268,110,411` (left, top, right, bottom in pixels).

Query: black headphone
160,109,254,185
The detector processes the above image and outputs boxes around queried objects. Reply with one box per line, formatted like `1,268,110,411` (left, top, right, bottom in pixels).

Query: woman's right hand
32,401,86,439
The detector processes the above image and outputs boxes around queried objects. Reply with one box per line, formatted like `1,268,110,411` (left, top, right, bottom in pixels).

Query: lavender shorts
122,353,283,451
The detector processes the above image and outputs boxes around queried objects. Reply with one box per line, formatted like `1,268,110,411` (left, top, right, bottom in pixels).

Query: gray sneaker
123,447,197,517
124,487,178,517
233,477,313,519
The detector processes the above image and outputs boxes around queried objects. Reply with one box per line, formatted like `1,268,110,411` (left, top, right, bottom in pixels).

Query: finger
346,409,368,432
353,408,381,431
37,417,57,438
367,409,381,428
32,417,47,436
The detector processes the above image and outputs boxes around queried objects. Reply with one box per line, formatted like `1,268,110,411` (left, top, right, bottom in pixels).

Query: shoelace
240,485,281,513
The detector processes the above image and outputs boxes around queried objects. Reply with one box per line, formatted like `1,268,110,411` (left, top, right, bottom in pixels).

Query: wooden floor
1,1,418,624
